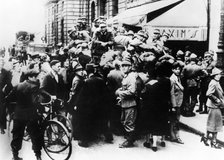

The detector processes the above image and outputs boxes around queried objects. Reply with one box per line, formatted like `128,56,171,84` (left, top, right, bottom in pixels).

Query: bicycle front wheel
51,114,73,141
43,120,72,160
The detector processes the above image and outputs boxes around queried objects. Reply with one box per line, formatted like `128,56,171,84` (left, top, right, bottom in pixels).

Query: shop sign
145,27,207,41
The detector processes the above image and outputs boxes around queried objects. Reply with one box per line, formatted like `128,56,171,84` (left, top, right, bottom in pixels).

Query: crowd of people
0,16,224,160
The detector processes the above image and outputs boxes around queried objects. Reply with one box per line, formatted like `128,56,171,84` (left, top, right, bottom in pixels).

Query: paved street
0,120,223,160
181,112,224,141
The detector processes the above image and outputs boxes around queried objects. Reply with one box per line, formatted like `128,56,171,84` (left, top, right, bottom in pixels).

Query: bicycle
38,98,72,160
40,98,73,141
6,95,73,160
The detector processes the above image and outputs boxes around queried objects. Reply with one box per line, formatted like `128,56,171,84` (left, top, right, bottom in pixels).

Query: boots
35,152,42,160
119,140,134,148
12,153,23,160
196,104,203,112
200,105,208,114
119,132,135,148
36,155,42,160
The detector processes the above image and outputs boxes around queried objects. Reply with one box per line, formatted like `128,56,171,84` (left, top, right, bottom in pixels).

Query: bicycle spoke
43,120,72,160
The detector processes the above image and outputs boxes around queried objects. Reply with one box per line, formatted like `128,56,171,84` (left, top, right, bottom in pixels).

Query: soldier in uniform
91,22,114,64
182,53,206,117
67,26,91,50
116,58,138,148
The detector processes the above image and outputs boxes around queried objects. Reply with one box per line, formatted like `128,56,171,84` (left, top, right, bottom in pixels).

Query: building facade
44,0,158,46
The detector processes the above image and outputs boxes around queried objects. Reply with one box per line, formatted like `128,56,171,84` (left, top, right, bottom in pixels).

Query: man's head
50,60,61,74
152,29,161,40
73,62,84,77
99,22,107,32
93,18,100,28
68,26,78,39
204,51,213,63
160,32,170,42
25,68,40,82
121,58,132,74
136,30,148,42
176,50,185,60
85,63,95,75
189,53,197,63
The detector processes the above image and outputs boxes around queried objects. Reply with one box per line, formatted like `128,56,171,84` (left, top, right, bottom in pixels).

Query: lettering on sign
146,27,206,41
162,29,199,40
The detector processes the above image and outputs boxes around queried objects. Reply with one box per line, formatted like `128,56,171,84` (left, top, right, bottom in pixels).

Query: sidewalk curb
180,122,224,147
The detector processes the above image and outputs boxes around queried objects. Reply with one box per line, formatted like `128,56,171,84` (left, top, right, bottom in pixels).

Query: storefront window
112,0,118,16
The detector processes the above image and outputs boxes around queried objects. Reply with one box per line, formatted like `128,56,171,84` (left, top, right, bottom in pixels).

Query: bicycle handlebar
40,98,64,107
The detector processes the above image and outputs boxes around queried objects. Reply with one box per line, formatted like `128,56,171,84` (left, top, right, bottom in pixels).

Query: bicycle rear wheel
43,120,72,160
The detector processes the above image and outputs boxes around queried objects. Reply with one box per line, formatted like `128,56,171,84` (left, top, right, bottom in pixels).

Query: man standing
182,53,205,116
170,62,184,144
107,60,124,134
0,58,12,134
76,63,113,147
91,22,114,64
67,62,85,140
116,58,138,148
6,69,42,160
197,51,215,114
41,60,66,101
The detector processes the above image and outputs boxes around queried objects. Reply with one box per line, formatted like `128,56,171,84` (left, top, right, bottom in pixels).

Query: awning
143,0,208,41
107,0,184,26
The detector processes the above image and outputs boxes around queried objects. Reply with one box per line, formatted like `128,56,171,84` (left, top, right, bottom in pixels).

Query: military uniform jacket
91,29,114,56
116,72,137,108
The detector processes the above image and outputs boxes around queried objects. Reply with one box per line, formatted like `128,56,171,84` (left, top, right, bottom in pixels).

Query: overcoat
140,77,171,135
0,68,12,129
206,79,224,132
75,74,111,140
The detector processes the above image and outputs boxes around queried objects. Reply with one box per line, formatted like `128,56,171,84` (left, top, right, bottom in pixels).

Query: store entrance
166,40,209,58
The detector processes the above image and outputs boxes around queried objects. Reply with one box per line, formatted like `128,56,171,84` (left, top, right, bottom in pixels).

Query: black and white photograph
0,0,224,160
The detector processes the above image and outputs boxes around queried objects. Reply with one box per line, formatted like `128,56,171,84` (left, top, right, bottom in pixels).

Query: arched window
100,0,106,16
91,1,96,22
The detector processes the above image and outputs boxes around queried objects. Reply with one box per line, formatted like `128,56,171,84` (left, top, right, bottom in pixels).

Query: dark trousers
183,87,198,113
77,109,113,142
199,78,210,112
0,102,6,130
11,119,42,155
110,105,124,135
